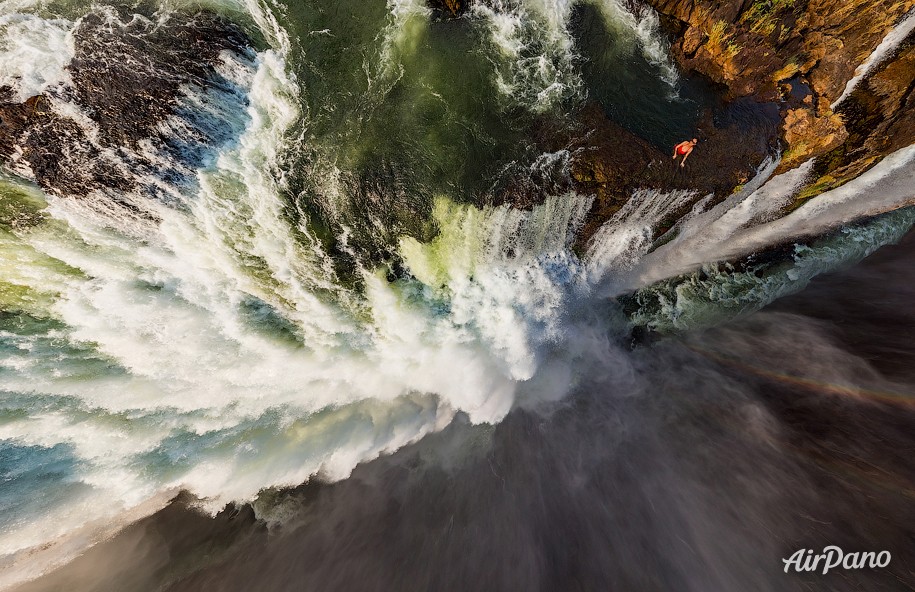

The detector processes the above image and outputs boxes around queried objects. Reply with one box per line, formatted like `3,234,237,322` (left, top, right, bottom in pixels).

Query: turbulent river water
1,0,915,590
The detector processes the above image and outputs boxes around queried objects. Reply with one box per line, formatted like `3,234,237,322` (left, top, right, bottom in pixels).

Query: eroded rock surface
0,8,254,201
643,0,915,182
566,0,915,243
647,0,915,101
796,35,915,206
428,0,470,17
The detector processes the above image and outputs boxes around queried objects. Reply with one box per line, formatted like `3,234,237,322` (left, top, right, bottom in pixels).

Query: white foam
472,0,580,111
586,187,701,281
377,0,432,80
2,0,914,585
734,145,915,251
630,207,915,332
600,146,915,293
0,13,75,101
591,0,679,87
0,12,593,580
471,0,680,109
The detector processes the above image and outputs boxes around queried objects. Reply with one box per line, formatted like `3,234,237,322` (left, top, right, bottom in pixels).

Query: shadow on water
19,232,915,592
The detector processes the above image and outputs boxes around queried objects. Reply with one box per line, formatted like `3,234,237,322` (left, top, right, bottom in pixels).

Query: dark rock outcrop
428,0,470,17
565,98,778,246
0,93,121,196
68,10,251,148
0,9,254,200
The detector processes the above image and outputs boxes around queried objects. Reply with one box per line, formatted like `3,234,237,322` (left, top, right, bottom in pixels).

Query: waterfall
1,0,914,587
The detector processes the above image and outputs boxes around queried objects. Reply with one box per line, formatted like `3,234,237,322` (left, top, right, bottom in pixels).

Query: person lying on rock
672,138,698,167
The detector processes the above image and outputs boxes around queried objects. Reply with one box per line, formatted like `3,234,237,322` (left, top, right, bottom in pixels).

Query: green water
262,0,707,264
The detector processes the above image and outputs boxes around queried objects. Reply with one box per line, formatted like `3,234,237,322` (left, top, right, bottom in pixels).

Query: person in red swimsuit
672,138,698,167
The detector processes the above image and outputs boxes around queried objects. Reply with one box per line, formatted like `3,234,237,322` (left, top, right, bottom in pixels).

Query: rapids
0,0,914,589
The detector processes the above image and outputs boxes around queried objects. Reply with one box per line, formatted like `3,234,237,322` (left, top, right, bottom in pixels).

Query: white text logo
783,546,891,574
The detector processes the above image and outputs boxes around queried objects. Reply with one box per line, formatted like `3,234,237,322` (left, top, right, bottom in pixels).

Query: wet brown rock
644,0,915,103
794,35,915,205
635,0,915,214
0,95,43,156
567,105,665,243
490,0,913,247
566,101,777,247
68,10,251,149
0,93,135,196
428,0,469,16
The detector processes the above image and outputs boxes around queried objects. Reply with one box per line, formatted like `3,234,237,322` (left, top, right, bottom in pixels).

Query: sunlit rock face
645,0,914,100
562,0,915,232
642,0,915,179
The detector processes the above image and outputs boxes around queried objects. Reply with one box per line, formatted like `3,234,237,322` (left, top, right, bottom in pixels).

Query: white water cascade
1,0,914,589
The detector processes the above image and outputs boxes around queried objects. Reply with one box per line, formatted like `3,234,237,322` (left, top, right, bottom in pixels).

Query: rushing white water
471,0,679,111
628,206,915,332
378,0,432,80
585,187,702,280
832,8,915,109
0,1,589,583
471,0,580,110
591,0,679,87
0,13,75,101
2,0,915,588
613,147,915,292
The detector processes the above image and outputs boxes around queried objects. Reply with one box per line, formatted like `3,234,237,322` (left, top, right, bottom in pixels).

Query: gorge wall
563,0,915,245
643,0,915,185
